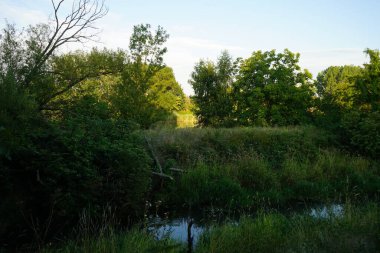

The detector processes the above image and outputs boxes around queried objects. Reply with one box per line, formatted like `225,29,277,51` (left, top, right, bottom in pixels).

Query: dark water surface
147,204,344,244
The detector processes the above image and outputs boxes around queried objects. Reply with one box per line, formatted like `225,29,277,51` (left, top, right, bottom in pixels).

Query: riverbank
6,126,380,252
146,127,379,210
42,203,379,253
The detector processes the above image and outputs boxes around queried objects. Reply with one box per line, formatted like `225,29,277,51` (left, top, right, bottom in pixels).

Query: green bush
342,111,380,159
0,97,152,247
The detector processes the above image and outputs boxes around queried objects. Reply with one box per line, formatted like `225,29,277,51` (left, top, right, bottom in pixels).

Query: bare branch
24,0,108,86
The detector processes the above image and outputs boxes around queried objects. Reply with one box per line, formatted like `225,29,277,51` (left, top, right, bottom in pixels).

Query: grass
41,229,185,253
40,126,379,252
146,126,379,209
42,204,380,253
195,203,380,253
145,126,330,168
174,111,197,128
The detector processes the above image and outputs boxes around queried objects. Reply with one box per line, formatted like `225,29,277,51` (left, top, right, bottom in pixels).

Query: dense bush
341,111,380,158
0,97,152,247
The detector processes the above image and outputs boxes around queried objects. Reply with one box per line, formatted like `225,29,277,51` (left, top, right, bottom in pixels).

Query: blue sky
1,0,379,95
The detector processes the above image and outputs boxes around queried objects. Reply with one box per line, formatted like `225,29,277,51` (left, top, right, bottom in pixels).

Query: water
309,204,344,219
148,216,205,244
148,204,344,244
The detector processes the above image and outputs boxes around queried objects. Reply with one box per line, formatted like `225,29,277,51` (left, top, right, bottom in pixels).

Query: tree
190,51,237,127
234,49,314,126
112,24,172,128
148,67,185,112
24,0,108,87
340,49,380,158
316,65,362,109
355,49,380,111
42,48,125,112
0,0,108,111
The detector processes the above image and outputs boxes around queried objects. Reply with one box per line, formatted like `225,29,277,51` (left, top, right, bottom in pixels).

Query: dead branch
24,0,108,86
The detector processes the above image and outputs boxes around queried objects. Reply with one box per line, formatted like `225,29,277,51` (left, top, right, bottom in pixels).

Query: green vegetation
147,127,379,209
42,229,184,253
43,203,380,253
0,0,379,251
196,204,380,253
190,49,380,159
191,49,315,127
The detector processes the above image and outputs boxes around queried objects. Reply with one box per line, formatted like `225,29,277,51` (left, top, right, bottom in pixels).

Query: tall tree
190,51,236,127
316,65,362,109
148,67,185,112
355,49,380,111
341,49,380,158
234,49,314,126
0,0,109,115
112,24,171,128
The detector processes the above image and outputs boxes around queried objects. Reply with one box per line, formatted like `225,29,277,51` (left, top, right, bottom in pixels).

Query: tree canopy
190,51,236,127
190,49,315,127
316,65,362,109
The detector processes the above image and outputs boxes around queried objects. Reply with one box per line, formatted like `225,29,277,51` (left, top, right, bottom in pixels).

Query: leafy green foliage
0,95,153,246
45,48,125,110
148,67,185,112
190,49,315,127
316,65,362,109
1,20,178,247
2,3,380,250
342,111,380,158
354,49,380,111
190,51,236,127
112,24,184,128
314,49,380,158
234,49,314,126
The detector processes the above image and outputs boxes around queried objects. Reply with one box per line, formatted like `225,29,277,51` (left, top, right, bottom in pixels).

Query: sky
1,0,379,95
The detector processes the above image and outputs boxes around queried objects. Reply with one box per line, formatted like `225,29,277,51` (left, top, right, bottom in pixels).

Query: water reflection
148,203,345,244
309,204,344,219
148,216,205,244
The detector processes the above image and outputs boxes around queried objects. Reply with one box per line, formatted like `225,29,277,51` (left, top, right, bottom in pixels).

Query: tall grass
40,126,379,252
43,204,380,253
146,126,330,168
146,127,379,209
42,229,184,253
195,203,380,253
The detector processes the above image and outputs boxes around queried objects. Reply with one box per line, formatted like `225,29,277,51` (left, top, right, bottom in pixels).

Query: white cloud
0,1,47,27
